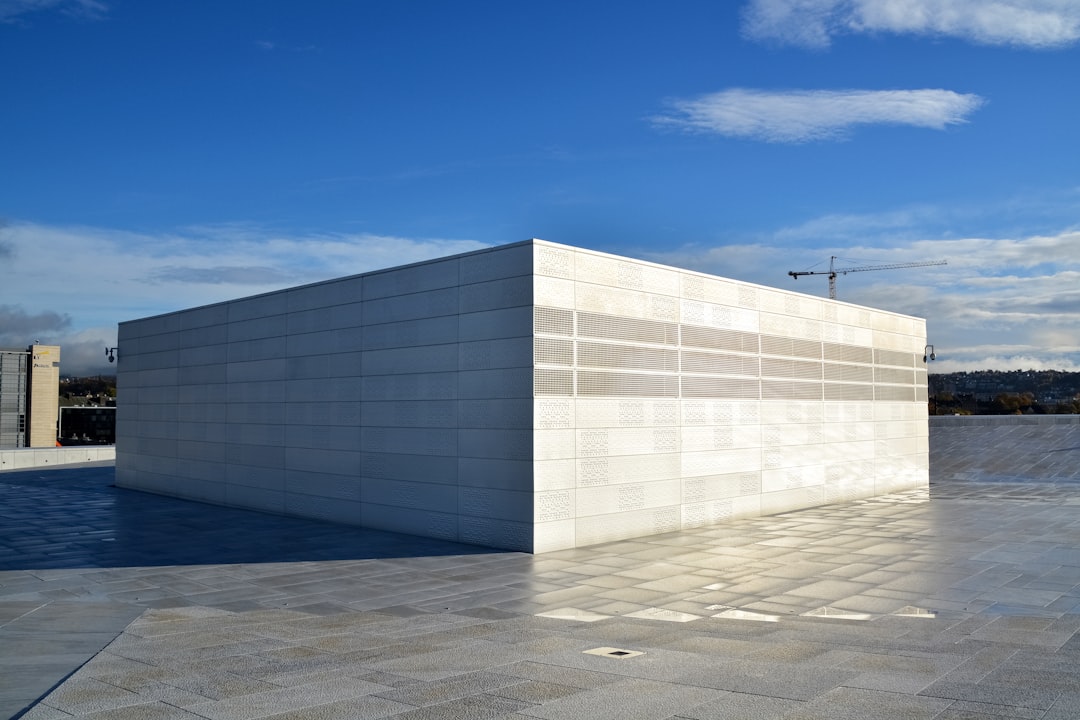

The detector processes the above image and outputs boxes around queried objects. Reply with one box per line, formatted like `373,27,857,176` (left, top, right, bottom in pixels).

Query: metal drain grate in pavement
583,646,645,659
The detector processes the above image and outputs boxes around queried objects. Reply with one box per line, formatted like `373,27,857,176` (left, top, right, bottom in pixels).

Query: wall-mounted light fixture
923,345,935,363
105,347,119,363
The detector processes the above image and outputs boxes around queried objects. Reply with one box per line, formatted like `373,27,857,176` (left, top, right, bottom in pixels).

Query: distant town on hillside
60,376,116,408
929,370,1080,415
60,371,1080,416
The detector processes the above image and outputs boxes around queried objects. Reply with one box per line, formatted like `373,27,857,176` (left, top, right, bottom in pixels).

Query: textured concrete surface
4,418,1080,719
931,415,1080,495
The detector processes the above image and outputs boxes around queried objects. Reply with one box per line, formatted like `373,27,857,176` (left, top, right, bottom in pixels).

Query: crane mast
788,256,947,300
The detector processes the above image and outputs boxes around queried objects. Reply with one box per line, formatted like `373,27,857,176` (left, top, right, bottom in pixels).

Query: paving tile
673,691,803,720
918,679,1061,711
255,694,413,720
938,700,1045,719
15,704,79,720
497,661,621,689
782,686,953,720
184,677,390,720
76,703,210,720
486,680,582,704
378,694,529,720
364,640,535,681
372,670,520,707
11,460,1080,719
37,677,144,715
676,658,859,701
513,678,724,720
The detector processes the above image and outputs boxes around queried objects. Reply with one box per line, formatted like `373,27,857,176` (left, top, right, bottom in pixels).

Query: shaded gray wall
117,242,536,550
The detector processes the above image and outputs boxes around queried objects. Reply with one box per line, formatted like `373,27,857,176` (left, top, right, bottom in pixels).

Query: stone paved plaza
4,421,1080,720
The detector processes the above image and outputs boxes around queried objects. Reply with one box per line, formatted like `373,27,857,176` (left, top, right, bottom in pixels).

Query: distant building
116,240,929,552
59,406,116,445
0,344,61,448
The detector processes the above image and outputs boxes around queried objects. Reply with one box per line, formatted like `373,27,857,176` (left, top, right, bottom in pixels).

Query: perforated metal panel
534,368,573,396
681,350,759,376
577,311,678,345
760,314,822,341
875,367,916,385
761,358,823,381
537,245,574,278
737,285,758,308
875,385,916,402
681,376,760,399
577,341,679,372
681,326,759,354
823,342,873,364
534,277,576,309
760,335,822,360
761,380,823,401
577,370,680,398
823,362,874,383
824,383,875,401
875,348,917,367
681,273,740,306
535,338,574,366
534,306,574,336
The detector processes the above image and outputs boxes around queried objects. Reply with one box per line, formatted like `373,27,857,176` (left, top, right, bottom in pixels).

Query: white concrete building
116,240,928,552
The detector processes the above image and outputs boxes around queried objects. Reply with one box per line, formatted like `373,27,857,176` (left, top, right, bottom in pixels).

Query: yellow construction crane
788,256,947,300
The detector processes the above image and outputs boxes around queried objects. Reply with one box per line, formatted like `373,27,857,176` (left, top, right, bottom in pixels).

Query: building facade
0,344,61,448
116,240,928,552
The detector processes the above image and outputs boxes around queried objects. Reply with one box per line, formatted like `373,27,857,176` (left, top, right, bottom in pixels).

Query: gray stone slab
675,691,804,720
184,677,390,720
365,640,535,681
12,460,1080,719
497,661,621,689
919,679,1060,711
676,659,859,701
514,678,724,720
782,686,953,720
372,670,520,707
937,700,1045,719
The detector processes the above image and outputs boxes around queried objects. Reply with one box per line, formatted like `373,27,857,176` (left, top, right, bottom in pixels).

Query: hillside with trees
60,375,116,407
929,370,1080,415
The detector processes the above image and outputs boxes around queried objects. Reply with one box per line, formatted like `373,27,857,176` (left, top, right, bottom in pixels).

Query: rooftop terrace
3,416,1080,720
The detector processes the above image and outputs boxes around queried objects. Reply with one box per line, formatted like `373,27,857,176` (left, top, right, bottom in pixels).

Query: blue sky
2,0,1078,375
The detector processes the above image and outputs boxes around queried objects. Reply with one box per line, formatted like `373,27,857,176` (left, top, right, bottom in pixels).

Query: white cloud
640,243,790,283
652,88,983,143
742,0,1080,49
1,220,487,374
641,227,1080,372
8,217,1078,375
932,354,1080,372
0,0,106,22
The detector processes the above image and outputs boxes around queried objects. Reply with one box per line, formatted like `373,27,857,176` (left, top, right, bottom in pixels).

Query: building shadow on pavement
0,463,506,572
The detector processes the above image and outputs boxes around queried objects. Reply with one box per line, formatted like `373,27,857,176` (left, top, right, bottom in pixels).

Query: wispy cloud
0,221,13,257
0,305,71,340
642,227,1080,372
742,0,1080,49
254,39,318,53
0,0,106,23
652,88,984,143
1,221,487,373
147,266,298,285
7,217,1077,374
